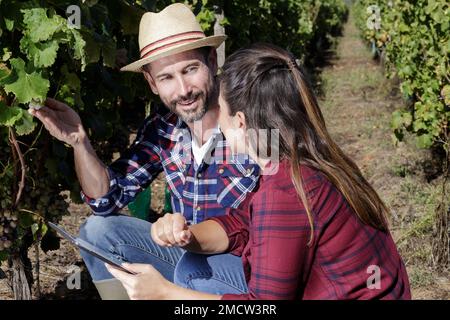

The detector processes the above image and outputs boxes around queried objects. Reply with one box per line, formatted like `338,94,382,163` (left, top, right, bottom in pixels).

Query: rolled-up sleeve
220,186,312,300
208,193,253,256
81,115,163,215
209,210,249,257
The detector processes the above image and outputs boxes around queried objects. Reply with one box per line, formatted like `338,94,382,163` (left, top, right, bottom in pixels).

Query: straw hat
120,3,226,72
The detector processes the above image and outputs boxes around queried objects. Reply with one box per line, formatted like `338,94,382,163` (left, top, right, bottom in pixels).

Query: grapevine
354,0,450,149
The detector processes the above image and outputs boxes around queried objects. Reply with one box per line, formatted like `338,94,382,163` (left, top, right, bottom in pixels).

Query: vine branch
9,128,26,208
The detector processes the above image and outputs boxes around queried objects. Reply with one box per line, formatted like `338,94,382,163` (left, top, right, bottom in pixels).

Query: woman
106,43,411,300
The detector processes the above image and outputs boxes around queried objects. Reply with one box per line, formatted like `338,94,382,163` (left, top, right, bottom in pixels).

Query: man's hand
151,213,192,247
29,98,86,147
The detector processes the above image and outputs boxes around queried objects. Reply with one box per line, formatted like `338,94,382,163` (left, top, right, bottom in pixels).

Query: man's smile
177,98,197,108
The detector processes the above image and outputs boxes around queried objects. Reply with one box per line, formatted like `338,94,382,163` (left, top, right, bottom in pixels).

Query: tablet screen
48,222,137,275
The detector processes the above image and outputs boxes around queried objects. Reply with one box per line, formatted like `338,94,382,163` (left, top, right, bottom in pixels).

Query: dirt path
318,12,450,299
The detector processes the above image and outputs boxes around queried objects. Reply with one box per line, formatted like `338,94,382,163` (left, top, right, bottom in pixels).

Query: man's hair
143,46,213,73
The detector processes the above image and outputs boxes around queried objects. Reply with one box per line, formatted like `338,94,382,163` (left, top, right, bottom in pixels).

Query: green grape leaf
4,17,14,31
0,102,23,127
31,222,48,241
2,48,12,62
80,29,101,65
40,223,48,239
31,223,39,237
69,28,87,70
21,8,64,43
62,66,81,90
432,10,444,24
14,109,36,135
3,58,49,104
416,134,434,148
220,16,231,27
20,36,59,68
57,65,83,108
391,110,412,129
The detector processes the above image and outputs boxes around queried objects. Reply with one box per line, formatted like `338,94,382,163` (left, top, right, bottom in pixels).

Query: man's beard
167,74,217,123
168,91,209,123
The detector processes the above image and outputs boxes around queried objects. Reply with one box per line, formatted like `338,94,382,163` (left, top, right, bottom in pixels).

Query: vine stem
9,128,26,207
35,242,41,299
23,124,44,158
19,208,44,220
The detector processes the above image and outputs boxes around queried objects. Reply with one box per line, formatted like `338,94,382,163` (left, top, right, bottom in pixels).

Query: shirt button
197,173,202,178
218,168,224,174
246,168,253,175
196,206,201,211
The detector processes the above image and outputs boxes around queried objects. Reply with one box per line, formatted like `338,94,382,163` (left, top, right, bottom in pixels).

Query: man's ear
207,48,218,75
235,111,247,131
142,68,159,95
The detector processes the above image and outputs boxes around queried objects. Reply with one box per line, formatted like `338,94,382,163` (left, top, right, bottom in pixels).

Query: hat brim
120,35,227,73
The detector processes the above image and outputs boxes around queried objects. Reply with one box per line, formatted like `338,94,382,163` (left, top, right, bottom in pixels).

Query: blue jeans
79,214,248,295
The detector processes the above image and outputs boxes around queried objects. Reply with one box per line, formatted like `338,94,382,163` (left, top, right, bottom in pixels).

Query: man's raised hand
28,98,86,147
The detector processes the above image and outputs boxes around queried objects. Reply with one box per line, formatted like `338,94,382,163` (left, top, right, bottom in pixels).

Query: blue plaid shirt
82,105,260,224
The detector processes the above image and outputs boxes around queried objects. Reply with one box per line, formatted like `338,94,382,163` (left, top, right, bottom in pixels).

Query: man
29,3,258,297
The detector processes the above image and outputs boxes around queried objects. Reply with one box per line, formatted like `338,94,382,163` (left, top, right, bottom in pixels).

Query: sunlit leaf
0,102,22,127
2,58,49,104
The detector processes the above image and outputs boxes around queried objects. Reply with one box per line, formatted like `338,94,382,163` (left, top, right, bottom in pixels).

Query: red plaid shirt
211,160,411,300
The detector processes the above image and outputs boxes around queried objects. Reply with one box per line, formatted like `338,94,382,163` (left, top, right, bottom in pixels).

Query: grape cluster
25,177,69,219
0,175,70,254
0,210,18,251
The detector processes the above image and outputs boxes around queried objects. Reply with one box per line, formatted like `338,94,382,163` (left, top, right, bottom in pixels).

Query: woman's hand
151,213,192,247
105,263,171,300
106,262,222,300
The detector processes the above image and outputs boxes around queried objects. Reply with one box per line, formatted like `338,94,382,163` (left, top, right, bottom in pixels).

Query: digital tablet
48,222,137,275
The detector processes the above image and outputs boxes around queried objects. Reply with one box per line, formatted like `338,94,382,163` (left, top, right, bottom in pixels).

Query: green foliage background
354,0,450,150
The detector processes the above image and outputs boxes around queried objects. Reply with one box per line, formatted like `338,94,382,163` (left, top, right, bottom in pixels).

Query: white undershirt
191,127,220,166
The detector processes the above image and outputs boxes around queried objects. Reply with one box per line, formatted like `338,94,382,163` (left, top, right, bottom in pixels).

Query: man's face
143,49,217,123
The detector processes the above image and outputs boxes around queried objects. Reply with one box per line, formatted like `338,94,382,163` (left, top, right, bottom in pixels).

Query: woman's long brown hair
220,43,389,245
